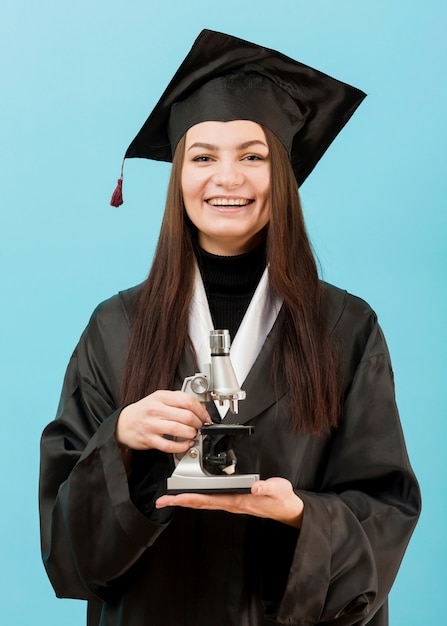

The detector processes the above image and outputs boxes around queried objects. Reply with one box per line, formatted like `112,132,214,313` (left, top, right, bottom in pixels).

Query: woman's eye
243,154,264,161
193,155,212,163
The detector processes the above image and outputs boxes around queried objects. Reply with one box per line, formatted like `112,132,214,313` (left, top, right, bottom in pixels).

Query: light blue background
1,1,445,623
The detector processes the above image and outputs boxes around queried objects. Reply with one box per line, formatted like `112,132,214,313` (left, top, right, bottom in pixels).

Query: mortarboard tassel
110,177,123,207
110,158,125,207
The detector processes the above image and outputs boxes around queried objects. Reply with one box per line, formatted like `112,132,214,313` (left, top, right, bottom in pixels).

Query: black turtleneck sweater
195,243,267,340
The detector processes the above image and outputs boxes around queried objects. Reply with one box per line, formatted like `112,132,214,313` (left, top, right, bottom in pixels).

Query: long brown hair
120,126,340,434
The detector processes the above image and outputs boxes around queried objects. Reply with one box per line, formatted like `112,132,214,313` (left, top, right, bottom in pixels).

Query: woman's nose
212,161,243,187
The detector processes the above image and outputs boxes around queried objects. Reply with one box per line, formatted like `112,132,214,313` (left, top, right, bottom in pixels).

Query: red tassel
110,178,123,207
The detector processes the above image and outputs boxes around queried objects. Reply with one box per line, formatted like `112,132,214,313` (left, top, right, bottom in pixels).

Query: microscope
167,329,259,494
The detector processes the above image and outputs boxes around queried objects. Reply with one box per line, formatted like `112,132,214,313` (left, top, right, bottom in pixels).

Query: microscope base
167,473,260,494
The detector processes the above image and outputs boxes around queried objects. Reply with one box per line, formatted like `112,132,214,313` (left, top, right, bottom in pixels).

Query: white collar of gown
188,262,283,419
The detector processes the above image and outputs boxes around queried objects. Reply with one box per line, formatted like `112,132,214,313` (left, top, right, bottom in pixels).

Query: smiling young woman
39,29,420,626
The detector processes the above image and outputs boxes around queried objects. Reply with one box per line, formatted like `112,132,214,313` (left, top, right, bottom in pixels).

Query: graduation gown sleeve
39,287,172,602
272,289,420,625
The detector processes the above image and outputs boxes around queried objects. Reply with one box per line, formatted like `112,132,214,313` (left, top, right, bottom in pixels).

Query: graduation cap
110,29,366,206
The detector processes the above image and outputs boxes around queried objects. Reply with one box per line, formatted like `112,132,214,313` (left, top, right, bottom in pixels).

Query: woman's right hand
116,390,212,454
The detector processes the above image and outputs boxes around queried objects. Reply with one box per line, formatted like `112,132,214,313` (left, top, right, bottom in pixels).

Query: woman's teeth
207,198,252,206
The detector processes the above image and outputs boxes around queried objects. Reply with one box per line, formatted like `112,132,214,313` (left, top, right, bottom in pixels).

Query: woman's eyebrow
238,140,268,150
187,140,268,151
187,142,217,151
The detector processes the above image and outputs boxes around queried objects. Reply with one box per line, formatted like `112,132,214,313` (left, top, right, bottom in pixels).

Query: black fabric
124,29,366,187
39,282,420,625
195,242,266,339
168,72,305,156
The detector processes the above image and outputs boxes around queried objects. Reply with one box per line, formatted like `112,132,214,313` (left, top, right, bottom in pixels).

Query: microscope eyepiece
210,329,231,354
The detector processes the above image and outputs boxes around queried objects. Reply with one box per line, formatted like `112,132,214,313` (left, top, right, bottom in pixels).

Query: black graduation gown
39,282,420,626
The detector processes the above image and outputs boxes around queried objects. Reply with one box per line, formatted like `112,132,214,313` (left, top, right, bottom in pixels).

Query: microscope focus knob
190,375,210,395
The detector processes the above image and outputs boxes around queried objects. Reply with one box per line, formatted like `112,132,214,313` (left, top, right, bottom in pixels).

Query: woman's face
181,120,271,255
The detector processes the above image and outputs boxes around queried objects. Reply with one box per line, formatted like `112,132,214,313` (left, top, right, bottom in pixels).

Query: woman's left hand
155,477,304,528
